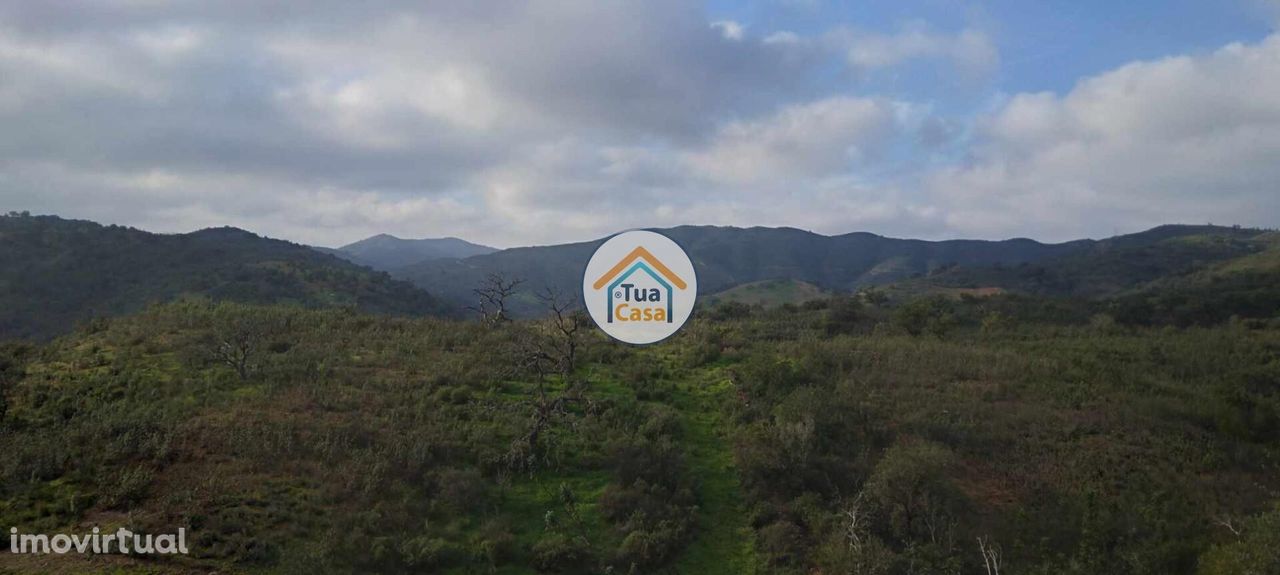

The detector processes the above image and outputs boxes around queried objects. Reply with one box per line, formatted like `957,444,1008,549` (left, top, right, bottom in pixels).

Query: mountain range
2,212,1276,339
0,214,446,339
393,224,1276,316
316,233,496,270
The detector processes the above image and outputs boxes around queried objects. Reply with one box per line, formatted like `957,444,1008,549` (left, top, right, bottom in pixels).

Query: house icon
592,246,688,323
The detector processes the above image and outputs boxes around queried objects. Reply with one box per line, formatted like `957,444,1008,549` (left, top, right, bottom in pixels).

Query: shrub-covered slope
0,295,1277,574
0,213,447,339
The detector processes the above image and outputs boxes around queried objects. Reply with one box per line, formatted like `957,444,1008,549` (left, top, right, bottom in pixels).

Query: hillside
316,233,497,271
706,279,827,307
912,225,1267,296
0,296,1276,574
0,214,447,339
398,226,1090,316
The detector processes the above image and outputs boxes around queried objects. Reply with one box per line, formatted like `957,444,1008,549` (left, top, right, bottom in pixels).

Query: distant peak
190,226,256,237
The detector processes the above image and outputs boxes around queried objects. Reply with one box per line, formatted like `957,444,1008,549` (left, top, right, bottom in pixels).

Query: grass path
487,355,759,574
669,365,759,575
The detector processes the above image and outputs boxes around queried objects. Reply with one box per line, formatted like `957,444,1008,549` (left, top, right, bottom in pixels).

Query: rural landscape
1,212,1278,574
3,1,1280,573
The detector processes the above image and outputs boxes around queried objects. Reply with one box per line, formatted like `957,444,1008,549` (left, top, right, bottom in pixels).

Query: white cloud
711,20,745,41
688,96,899,184
929,34,1280,239
764,31,800,45
0,2,1276,249
832,23,999,78
0,2,831,245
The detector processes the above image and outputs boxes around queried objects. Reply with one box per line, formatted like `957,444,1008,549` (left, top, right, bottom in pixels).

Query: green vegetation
2,219,1280,574
0,282,1277,574
398,224,1095,317
917,225,1271,299
0,213,447,340
708,279,827,308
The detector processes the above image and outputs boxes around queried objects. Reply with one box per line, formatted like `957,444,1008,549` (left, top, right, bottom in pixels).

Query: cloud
0,1,838,245
688,96,899,184
829,23,1000,78
711,20,745,41
929,34,1280,239
0,2,1276,249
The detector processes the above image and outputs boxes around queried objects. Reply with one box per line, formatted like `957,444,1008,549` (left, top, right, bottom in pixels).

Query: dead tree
1214,514,1243,538
214,316,266,380
977,536,1002,575
469,273,524,325
842,491,871,553
538,287,585,378
499,287,592,474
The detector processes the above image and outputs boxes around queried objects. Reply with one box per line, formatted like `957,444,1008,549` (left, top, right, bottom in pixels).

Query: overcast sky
2,1,1279,248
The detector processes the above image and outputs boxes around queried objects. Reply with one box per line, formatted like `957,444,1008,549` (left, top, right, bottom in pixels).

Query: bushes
476,518,516,568
824,295,865,336
102,466,155,509
597,403,698,571
433,467,490,513
707,301,753,321
608,491,696,568
864,440,965,545
0,373,7,426
758,520,805,565
4,294,1280,574
0,342,34,427
1197,504,1280,575
532,533,593,572
893,296,957,337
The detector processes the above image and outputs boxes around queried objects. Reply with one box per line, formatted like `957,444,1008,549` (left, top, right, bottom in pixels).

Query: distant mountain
0,214,448,339
8,214,1268,337
396,225,1093,315
915,224,1271,297
317,234,497,271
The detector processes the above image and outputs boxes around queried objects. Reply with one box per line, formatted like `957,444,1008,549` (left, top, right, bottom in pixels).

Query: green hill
0,296,1276,574
0,213,447,339
1104,231,1280,326
706,279,827,307
900,225,1272,297
397,225,1089,316
2,218,1280,573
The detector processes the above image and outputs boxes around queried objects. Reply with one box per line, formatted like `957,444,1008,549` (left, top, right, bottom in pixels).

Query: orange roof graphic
593,246,688,290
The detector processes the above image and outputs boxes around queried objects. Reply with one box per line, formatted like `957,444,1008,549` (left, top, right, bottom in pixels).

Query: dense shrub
893,295,958,337
824,295,864,335
532,533,593,572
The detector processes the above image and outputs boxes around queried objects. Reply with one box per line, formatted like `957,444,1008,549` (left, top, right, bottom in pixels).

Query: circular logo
583,230,697,345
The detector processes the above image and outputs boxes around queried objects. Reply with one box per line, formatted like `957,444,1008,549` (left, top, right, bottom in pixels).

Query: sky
1,1,1279,248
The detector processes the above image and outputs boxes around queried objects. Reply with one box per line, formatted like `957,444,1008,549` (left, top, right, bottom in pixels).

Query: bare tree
1214,514,1243,538
977,536,1002,575
469,273,524,325
538,287,585,377
499,286,593,474
214,316,264,380
842,491,871,553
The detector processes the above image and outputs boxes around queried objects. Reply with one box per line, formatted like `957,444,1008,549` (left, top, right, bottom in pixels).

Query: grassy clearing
669,364,759,575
